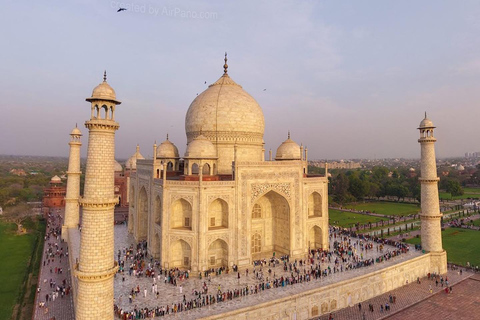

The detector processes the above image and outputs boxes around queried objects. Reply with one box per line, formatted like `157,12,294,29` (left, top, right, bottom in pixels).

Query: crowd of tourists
36,211,72,314
113,226,412,319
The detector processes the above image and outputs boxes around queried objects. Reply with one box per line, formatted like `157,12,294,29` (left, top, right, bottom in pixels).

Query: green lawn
438,192,480,200
329,209,389,228
462,187,480,194
472,219,480,227
407,228,480,267
344,202,420,217
0,220,42,320
438,187,480,200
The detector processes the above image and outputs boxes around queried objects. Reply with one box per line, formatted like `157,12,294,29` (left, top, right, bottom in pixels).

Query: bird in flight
117,7,127,12
263,89,267,91
204,81,207,84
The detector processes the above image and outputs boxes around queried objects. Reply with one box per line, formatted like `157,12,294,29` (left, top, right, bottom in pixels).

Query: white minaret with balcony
418,113,447,273
62,125,82,238
75,72,120,320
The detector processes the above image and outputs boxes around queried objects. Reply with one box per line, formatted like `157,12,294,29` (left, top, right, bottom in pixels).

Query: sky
1,0,480,160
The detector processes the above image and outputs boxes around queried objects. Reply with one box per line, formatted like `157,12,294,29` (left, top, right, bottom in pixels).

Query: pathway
33,209,74,320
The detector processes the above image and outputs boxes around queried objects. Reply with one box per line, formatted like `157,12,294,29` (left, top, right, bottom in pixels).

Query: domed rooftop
185,54,265,144
114,160,123,172
275,133,302,161
70,126,82,136
156,135,180,159
86,71,121,104
419,112,435,128
50,175,62,183
184,135,217,159
125,145,145,170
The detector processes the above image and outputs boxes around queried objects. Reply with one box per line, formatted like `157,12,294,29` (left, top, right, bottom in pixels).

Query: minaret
62,125,82,238
418,113,447,273
75,72,121,320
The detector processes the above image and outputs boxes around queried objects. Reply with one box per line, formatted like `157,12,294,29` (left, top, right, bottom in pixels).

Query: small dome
275,133,301,161
419,113,434,128
86,72,121,104
184,135,217,159
157,137,179,159
51,175,61,183
125,145,145,170
70,127,82,136
114,160,123,172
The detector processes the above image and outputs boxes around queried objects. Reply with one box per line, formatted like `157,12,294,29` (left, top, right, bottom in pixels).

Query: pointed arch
170,239,191,269
137,187,148,240
202,163,210,175
250,190,290,259
170,198,192,230
308,191,323,217
191,163,199,175
155,195,162,225
207,239,228,267
308,225,322,249
208,198,228,229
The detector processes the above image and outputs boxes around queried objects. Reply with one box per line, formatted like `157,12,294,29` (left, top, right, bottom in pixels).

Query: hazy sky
1,1,480,160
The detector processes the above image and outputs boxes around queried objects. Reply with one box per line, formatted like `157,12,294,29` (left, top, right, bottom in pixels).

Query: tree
446,180,464,197
333,172,351,204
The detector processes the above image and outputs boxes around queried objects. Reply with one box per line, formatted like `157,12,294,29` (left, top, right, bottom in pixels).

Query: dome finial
103,70,107,82
224,52,228,75
288,131,291,139
425,111,427,119
166,133,169,140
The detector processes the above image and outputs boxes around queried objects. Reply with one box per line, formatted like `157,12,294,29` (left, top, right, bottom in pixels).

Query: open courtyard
113,224,422,319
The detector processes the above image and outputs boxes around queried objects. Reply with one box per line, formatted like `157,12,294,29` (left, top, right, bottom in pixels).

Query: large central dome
185,73,265,144
184,58,266,175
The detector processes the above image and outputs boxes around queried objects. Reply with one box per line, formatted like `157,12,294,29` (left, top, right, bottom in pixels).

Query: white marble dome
70,127,82,136
50,175,61,183
419,115,434,128
125,145,145,170
86,72,121,104
114,160,123,172
184,135,217,159
185,73,265,144
275,134,301,161
157,138,179,159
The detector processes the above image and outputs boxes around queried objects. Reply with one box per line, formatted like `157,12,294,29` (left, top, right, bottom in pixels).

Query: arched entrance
169,239,191,269
207,239,228,267
152,232,161,259
308,226,322,249
251,191,290,259
137,187,148,240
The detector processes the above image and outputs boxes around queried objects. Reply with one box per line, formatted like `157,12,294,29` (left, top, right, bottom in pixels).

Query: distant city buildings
310,160,361,169
465,152,480,159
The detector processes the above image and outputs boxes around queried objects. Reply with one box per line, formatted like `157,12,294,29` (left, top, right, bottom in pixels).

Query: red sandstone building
42,175,66,214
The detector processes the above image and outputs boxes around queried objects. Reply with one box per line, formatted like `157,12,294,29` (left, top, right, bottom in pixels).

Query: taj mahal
60,55,447,320
127,55,328,272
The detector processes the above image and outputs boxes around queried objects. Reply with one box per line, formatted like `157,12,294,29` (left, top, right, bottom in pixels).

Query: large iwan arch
250,190,290,259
